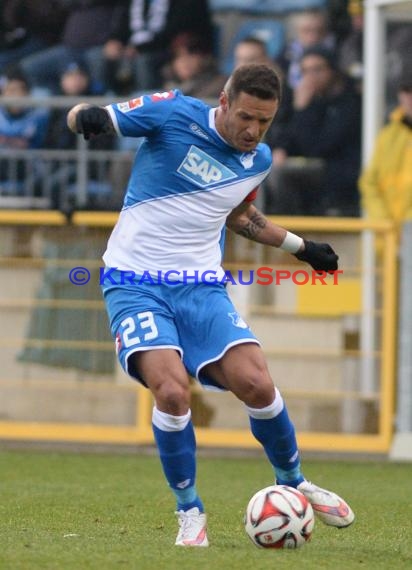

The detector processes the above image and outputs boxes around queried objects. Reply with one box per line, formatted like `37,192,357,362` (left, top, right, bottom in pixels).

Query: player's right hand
75,106,111,140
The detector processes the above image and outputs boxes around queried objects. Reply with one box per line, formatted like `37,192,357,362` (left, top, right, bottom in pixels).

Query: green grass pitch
0,449,411,570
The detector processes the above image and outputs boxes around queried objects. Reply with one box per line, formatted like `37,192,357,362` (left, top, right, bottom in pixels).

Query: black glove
75,106,111,140
294,239,339,272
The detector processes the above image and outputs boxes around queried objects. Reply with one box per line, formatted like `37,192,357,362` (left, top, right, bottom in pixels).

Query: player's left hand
75,106,111,140
294,239,339,272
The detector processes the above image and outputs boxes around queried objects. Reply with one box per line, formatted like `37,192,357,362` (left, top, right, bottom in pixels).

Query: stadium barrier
0,212,397,453
0,94,146,211
0,147,134,211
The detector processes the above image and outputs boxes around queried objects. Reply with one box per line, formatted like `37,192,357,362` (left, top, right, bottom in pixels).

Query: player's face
219,91,279,152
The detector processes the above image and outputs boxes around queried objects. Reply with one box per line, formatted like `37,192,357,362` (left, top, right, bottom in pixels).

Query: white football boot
297,480,355,528
175,507,209,547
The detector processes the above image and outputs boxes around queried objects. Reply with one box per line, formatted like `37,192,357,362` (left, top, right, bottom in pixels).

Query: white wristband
279,231,304,254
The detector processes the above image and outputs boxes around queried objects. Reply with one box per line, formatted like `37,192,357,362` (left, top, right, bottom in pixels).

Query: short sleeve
105,90,179,138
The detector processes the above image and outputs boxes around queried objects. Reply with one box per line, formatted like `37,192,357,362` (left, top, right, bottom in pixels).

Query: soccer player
67,64,355,547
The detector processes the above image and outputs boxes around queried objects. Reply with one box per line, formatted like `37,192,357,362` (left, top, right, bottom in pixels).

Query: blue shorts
101,271,259,390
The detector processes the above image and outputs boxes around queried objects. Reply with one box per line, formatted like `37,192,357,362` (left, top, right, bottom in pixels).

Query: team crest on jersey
117,97,144,112
177,145,237,188
150,90,175,102
228,312,249,329
240,150,257,169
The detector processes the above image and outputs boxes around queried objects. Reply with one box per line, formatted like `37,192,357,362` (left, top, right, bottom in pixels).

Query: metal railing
0,95,149,210
0,147,133,210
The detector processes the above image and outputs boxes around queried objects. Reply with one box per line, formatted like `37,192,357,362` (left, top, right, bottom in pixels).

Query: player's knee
154,381,191,415
236,369,275,408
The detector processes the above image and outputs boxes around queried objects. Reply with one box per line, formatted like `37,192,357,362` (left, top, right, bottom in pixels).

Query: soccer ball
244,485,315,549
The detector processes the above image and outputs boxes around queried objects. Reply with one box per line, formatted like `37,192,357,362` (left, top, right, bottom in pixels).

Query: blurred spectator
266,45,361,217
359,74,412,225
103,0,214,94
233,36,274,69
336,1,412,107
162,32,226,98
45,62,109,148
337,0,363,93
385,22,412,113
0,0,67,75
0,68,49,195
277,9,336,89
44,62,116,210
327,0,353,45
0,69,49,149
18,1,127,94
58,62,93,98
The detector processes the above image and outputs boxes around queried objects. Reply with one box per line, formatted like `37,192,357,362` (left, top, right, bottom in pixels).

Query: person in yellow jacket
359,74,412,225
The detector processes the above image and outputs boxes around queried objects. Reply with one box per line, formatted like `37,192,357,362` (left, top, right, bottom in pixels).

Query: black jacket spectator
268,46,361,217
18,1,128,93
1,0,67,48
103,0,214,92
61,0,127,50
110,0,213,54
0,0,68,73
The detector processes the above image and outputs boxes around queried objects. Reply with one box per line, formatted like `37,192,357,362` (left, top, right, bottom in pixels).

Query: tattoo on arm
237,211,267,240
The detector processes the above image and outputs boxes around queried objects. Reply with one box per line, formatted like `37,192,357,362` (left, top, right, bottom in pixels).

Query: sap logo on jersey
178,145,237,188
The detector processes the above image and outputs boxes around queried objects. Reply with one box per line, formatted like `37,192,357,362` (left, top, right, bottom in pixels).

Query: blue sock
247,393,304,488
152,407,204,512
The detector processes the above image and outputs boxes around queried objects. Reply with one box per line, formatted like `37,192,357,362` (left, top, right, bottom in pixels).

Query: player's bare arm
226,202,339,272
67,104,116,139
226,202,301,250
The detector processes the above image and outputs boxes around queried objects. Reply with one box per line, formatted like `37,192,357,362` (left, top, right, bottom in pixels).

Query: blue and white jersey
104,90,272,279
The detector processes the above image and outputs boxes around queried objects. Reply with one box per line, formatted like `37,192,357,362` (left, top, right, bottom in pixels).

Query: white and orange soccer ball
244,485,315,549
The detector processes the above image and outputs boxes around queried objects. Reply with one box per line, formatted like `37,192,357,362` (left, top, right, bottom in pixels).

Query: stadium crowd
0,0,411,215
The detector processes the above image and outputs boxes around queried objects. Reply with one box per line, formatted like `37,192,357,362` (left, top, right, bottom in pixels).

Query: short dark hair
301,45,338,70
237,36,268,53
2,65,30,90
226,64,281,103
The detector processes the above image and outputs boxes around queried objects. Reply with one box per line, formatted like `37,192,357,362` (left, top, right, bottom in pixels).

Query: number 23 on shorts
118,311,159,348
